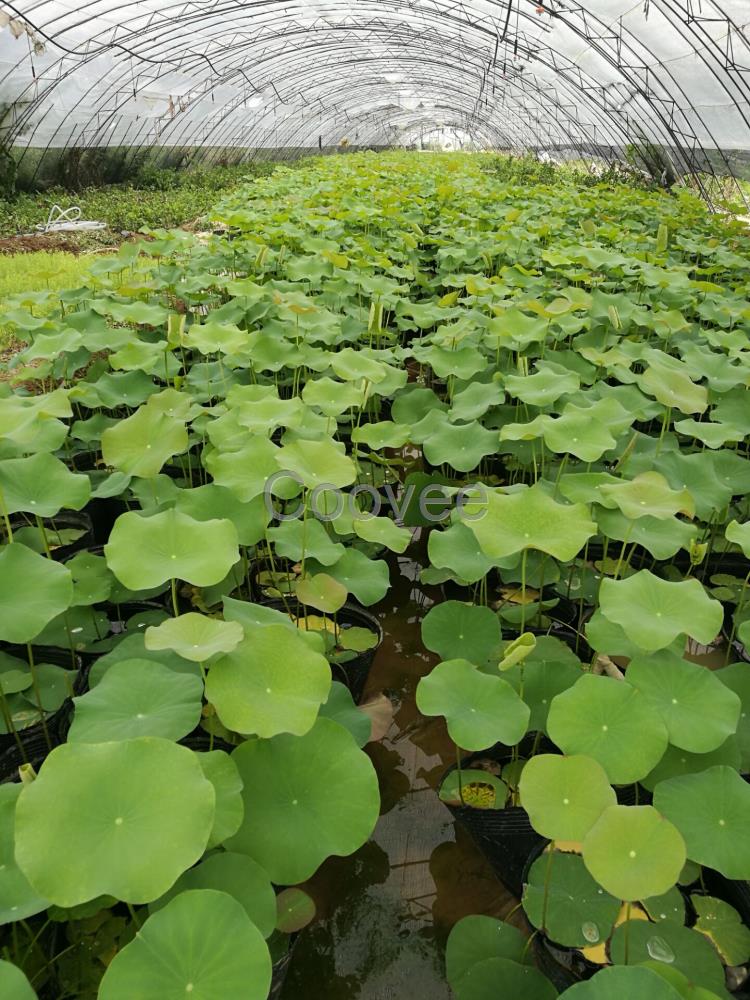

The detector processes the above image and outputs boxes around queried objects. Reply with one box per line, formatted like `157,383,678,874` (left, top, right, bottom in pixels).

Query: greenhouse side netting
0,1,749,203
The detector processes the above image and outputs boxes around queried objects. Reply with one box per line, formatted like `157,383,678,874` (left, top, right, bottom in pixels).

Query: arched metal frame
1,0,748,205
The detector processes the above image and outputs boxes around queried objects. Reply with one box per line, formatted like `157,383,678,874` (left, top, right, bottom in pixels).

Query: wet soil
281,543,518,999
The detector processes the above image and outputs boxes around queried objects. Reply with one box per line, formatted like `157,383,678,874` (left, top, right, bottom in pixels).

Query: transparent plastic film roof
1,1,749,200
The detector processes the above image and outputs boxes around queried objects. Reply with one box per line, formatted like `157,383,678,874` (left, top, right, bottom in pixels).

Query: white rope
34,204,106,233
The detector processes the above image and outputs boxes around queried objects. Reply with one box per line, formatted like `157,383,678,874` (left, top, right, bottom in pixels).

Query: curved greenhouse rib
0,0,748,202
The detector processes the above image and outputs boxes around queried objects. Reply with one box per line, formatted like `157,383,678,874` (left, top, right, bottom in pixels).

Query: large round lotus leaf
547,674,669,784
417,659,529,750
0,544,73,644
609,921,726,994
352,515,411,553
226,718,379,884
421,601,502,665
599,472,694,520
422,420,499,472
453,956,556,1000
295,572,348,613
308,548,390,606
205,438,285,503
102,403,188,479
145,613,244,663
89,632,200,688
275,438,356,490
504,659,584,734
626,652,740,753
206,625,331,738
599,572,723,652
15,738,215,906
0,960,37,1000
446,915,531,990
653,766,750,879
557,966,685,999
428,522,508,584
99,889,271,1000
150,853,276,938
319,681,371,747
186,320,247,356
301,376,366,417
67,660,203,744
0,452,90,517
174,485,270,548
0,785,48,924
195,750,244,849
641,737,741,793
693,895,750,966
463,483,596,561
105,510,240,589
582,805,686,901
351,421,410,450
519,754,616,842
267,519,344,566
523,851,620,948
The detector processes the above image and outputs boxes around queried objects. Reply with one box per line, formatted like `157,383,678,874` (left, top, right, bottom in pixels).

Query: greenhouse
1,1,750,998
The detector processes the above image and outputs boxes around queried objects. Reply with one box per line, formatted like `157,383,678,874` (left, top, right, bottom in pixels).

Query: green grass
0,251,94,349
0,163,278,239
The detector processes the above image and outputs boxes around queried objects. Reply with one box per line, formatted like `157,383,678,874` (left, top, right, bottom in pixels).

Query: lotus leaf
583,805,686,901
547,674,668,784
0,545,73,644
653,766,750,879
99,889,271,1000
206,624,331,737
105,510,240,589
417,658,529,750
226,718,379,884
145,613,243,663
15,738,215,905
598,572,723,652
68,660,204,743
519,754,616,842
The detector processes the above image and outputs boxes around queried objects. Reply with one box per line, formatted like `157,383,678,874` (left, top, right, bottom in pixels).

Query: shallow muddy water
281,545,517,999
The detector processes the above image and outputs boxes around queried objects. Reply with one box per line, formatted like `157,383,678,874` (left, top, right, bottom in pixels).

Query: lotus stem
455,743,465,807
35,516,52,559
623,902,632,964
26,644,51,750
520,549,528,632
170,578,180,618
726,568,750,663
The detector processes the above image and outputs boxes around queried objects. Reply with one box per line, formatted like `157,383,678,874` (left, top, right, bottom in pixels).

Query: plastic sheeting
0,1,749,177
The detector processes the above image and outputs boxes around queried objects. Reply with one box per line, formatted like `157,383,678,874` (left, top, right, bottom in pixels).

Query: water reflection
282,550,516,998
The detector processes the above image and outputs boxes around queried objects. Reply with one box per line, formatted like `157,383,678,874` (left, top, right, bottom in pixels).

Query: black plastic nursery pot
5,511,94,562
0,730,55,783
260,598,383,704
0,646,87,758
441,737,638,900
268,935,299,1000
440,737,551,898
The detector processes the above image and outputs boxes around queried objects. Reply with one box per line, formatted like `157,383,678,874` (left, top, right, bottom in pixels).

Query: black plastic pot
85,496,130,546
6,511,94,562
0,646,86,756
440,737,552,898
441,737,638,899
260,599,383,704
0,730,55,783
268,935,299,1000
